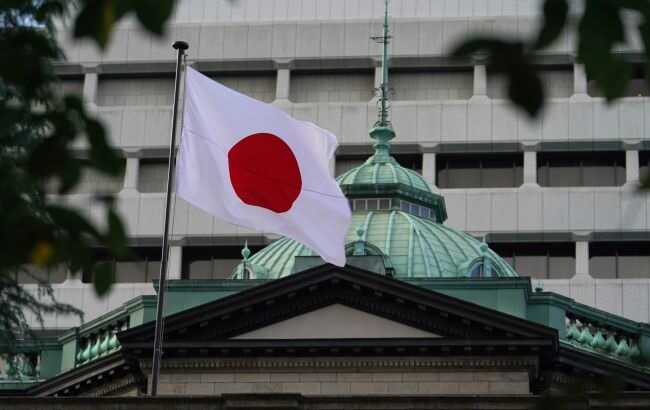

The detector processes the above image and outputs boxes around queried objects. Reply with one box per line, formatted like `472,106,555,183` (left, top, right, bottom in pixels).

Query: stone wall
156,370,529,396
4,393,650,410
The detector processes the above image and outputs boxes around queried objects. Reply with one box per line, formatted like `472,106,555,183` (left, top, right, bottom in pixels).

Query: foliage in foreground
0,0,178,349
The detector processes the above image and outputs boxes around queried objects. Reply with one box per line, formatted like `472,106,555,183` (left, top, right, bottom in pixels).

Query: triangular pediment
232,304,441,339
120,265,557,350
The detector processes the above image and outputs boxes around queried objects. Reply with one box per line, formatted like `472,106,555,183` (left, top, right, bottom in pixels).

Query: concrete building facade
18,0,650,328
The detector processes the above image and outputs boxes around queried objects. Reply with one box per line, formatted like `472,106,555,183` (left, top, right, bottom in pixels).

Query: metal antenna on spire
371,0,392,128
369,0,395,162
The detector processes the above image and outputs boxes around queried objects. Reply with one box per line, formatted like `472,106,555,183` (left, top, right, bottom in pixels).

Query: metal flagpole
150,40,188,396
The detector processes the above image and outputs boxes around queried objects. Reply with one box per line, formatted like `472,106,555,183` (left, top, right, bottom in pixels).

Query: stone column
472,60,487,98
167,245,183,280
421,145,437,187
82,65,100,107
122,153,140,193
522,143,539,187
574,234,590,279
274,60,292,102
573,63,588,96
625,146,640,186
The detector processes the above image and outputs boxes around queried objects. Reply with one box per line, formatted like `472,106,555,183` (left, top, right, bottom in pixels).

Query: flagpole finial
369,0,394,162
173,41,189,50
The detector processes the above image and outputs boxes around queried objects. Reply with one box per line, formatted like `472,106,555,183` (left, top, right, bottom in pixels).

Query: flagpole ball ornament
228,133,302,213
173,40,189,50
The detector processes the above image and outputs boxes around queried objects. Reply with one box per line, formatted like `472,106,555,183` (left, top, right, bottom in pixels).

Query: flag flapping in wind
176,67,351,266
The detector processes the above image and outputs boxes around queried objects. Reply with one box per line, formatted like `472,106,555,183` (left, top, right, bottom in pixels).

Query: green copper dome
232,22,518,281
234,209,518,279
337,153,431,192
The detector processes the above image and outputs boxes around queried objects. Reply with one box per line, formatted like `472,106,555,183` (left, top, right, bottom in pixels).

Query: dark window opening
16,265,67,284
589,64,649,97
393,153,423,174
82,247,162,283
138,159,168,193
182,245,264,280
335,155,366,177
489,65,573,99
590,241,650,279
640,151,650,183
537,151,625,187
489,242,575,279
436,153,523,188
335,153,422,177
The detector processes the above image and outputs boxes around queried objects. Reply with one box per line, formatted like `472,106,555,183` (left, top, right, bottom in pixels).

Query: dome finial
369,0,394,163
239,241,252,279
241,241,251,261
353,227,366,256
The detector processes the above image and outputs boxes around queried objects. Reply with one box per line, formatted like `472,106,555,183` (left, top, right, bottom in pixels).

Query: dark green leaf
639,19,650,94
92,261,115,296
85,118,123,176
453,37,543,117
533,0,569,50
106,209,128,258
73,0,123,49
508,64,545,117
578,0,629,101
134,0,176,35
640,175,650,190
45,205,102,239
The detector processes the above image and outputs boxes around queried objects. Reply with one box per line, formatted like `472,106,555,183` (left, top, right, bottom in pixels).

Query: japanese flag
176,67,351,266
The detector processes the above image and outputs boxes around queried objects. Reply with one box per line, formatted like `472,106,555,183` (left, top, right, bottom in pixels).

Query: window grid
590,242,650,279
82,248,162,284
489,242,575,279
138,159,168,193
436,153,523,188
349,198,434,220
182,246,264,280
537,152,625,187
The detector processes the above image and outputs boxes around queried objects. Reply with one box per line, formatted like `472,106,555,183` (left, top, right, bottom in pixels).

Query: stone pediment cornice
119,265,558,347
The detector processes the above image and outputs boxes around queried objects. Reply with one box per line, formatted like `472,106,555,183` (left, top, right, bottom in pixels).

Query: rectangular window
335,156,366,177
589,64,649,97
54,78,84,98
393,153,423,174
83,248,162,283
640,151,650,183
182,246,262,280
45,159,125,194
97,77,174,106
211,73,276,103
17,265,67,284
590,242,650,279
489,66,573,99
290,70,374,103
138,159,168,193
391,69,472,101
335,153,422,176
538,152,625,187
436,153,523,188
489,242,576,279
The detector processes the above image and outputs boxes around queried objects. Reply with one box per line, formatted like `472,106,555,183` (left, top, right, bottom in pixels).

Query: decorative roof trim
138,355,540,373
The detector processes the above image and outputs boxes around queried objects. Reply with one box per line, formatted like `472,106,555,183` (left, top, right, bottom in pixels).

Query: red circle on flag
228,133,302,213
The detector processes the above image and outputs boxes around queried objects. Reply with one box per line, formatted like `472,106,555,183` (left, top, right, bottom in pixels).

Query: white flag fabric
176,67,351,266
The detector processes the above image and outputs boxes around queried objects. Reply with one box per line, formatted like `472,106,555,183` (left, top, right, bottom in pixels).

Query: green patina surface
4,274,650,391
337,153,432,193
235,210,518,280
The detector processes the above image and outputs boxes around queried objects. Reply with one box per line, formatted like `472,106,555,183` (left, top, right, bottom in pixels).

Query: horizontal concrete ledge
3,393,650,409
53,54,578,77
